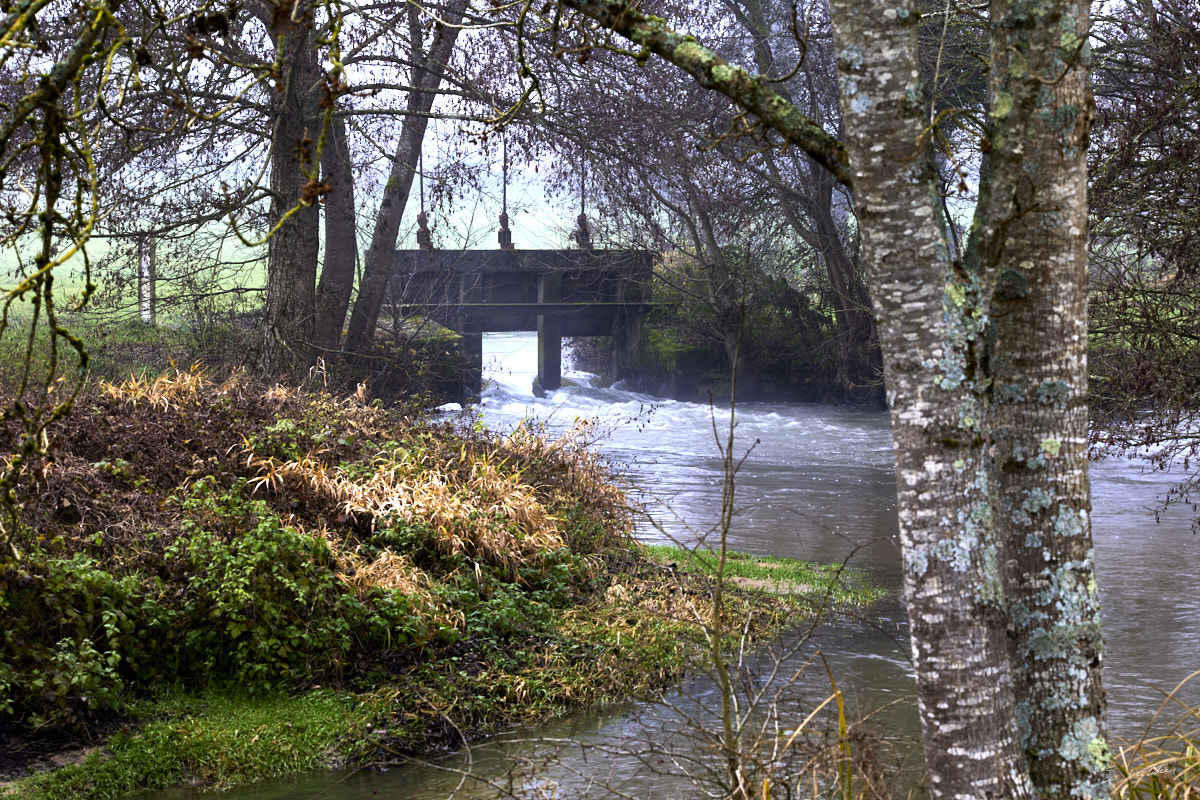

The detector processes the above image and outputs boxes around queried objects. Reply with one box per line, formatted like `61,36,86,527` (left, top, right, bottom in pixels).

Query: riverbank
2,551,879,800
0,370,880,799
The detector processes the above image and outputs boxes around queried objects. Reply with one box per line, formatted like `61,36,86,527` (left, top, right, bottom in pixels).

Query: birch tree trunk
825,0,1032,794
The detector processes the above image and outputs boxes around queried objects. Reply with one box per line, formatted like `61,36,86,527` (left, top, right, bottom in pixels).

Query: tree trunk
978,0,1108,794
826,0,1033,795
547,1,1108,794
690,190,744,372
314,114,358,355
807,174,881,403
261,0,322,375
342,0,466,357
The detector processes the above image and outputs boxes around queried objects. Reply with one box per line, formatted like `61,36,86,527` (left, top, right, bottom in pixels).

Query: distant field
3,194,585,331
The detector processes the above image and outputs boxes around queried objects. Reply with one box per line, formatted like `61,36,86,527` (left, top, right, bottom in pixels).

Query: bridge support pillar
462,333,482,402
534,273,562,396
613,312,641,379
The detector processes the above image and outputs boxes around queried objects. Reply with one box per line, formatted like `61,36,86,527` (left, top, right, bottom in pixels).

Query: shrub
0,374,632,727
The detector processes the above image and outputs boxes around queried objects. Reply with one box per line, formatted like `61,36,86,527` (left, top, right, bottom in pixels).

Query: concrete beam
395,249,650,277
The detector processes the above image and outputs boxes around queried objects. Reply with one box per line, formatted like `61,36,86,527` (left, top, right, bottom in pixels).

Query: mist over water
136,332,1199,799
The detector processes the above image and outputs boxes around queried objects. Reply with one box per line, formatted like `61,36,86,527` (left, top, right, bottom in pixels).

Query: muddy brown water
132,332,1199,799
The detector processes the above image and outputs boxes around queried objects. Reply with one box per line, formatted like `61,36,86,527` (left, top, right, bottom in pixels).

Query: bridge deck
390,248,652,397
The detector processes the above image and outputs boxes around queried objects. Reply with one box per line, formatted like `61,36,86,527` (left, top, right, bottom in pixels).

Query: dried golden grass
100,365,210,409
343,550,425,595
247,449,566,580
97,373,627,584
1111,671,1200,799
498,419,632,539
304,525,463,630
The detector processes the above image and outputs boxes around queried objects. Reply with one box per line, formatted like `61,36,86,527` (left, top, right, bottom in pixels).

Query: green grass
643,544,883,607
4,688,384,800
0,307,257,390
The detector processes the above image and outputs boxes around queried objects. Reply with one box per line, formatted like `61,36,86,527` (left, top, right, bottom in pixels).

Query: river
136,331,1199,799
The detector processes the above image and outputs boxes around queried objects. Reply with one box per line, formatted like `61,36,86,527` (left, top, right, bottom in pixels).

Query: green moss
1058,716,1110,773
711,63,734,84
992,91,1015,119
638,327,712,373
7,688,380,799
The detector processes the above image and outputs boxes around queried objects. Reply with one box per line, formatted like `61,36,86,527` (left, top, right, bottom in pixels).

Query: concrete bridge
389,225,652,398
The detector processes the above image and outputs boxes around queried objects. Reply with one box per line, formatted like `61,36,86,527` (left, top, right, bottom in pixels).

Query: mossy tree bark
827,0,1030,794
556,0,1106,796
314,114,358,356
259,0,323,374
978,0,1106,793
260,0,323,375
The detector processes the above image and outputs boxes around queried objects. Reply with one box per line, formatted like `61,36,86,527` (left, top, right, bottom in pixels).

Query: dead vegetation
11,367,626,574
0,368,641,727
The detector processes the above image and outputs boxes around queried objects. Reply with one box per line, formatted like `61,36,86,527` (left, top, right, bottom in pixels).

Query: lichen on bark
554,0,1105,795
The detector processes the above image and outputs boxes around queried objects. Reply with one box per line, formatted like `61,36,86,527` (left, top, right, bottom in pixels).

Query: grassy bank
0,365,878,799
642,544,881,607
3,689,382,798
3,548,871,800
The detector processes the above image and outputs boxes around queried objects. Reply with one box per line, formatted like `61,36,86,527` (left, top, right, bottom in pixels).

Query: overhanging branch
553,0,853,188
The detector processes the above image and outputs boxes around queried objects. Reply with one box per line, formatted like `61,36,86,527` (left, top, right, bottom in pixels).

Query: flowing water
137,332,1199,799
